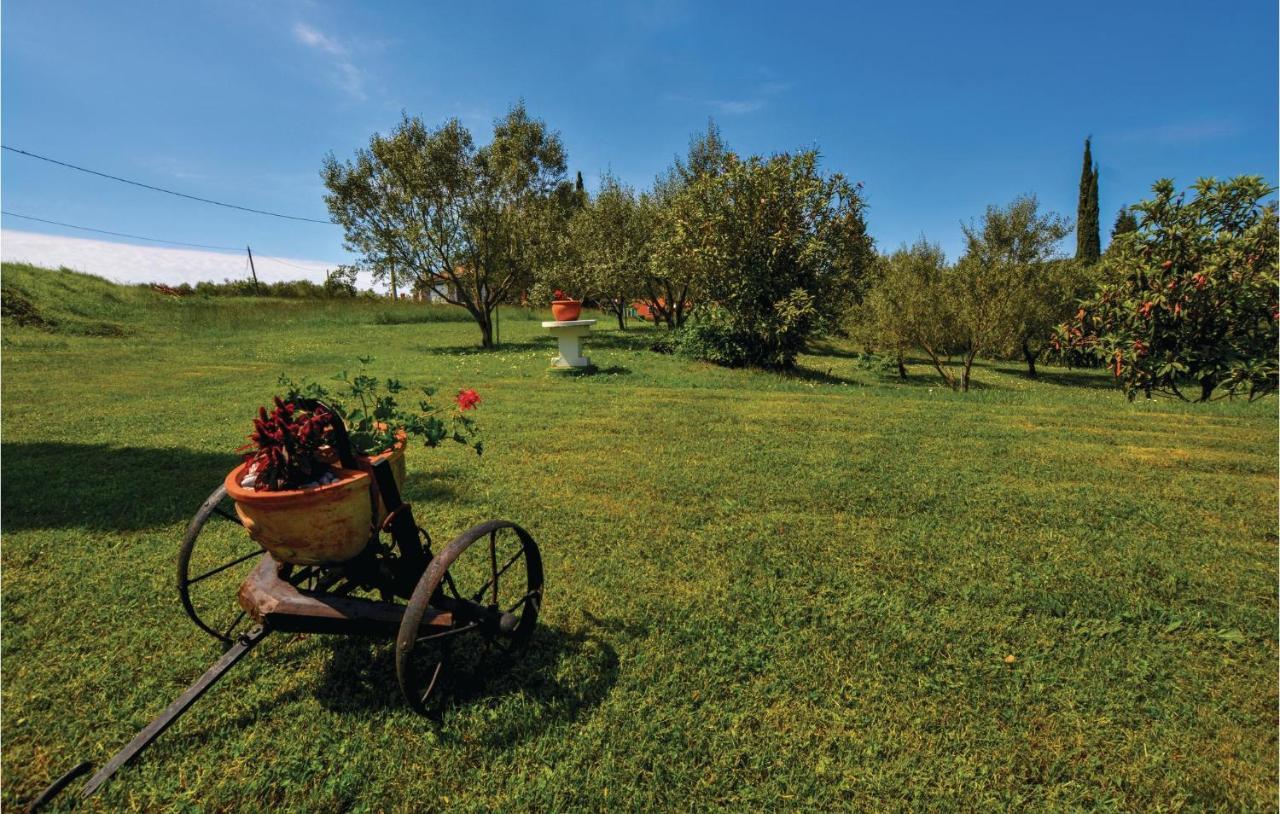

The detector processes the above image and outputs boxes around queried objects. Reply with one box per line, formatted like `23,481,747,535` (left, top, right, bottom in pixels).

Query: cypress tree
575,171,584,194
1111,206,1138,239
1076,138,1101,263
1086,165,1100,260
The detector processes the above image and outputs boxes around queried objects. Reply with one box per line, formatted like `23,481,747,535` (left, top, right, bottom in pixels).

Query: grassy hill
0,263,511,344
1,263,1276,811
0,263,161,336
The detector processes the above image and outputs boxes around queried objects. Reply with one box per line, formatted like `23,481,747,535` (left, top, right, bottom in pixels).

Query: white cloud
293,22,346,57
711,99,764,115
1116,119,1241,145
664,80,787,116
0,230,374,288
292,21,366,101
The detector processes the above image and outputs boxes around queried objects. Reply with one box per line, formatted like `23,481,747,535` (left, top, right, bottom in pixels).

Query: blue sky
2,0,1276,283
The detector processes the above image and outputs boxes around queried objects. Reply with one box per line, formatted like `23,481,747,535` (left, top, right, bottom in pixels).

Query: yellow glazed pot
225,464,373,565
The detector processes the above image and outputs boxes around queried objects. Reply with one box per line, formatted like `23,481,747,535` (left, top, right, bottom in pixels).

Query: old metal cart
30,402,544,809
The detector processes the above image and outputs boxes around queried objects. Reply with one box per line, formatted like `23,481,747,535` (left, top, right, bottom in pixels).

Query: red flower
455,388,481,411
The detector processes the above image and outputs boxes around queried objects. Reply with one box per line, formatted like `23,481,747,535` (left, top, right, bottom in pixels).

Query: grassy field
2,264,1276,812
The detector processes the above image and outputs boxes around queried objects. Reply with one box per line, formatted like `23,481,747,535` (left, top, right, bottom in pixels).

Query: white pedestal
542,319,596,369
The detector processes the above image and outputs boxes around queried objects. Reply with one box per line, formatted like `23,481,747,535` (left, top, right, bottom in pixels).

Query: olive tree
541,173,653,330
853,239,959,383
322,103,568,347
957,195,1075,377
643,122,733,328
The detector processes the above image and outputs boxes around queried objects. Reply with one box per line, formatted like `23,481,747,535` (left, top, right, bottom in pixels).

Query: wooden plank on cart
237,556,451,636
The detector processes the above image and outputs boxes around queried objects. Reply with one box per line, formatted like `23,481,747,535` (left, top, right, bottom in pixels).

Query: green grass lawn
3,265,1276,811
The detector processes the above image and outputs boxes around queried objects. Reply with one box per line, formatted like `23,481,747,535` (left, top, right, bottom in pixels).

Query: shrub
655,149,873,368
1056,176,1278,401
849,240,962,387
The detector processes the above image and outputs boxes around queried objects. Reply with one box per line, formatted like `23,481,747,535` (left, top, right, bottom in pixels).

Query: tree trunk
1022,340,1038,378
961,349,977,392
896,349,907,379
920,343,957,390
616,307,626,331
1198,377,1217,402
476,308,494,348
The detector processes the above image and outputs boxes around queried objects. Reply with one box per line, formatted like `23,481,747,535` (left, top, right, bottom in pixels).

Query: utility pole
246,245,261,295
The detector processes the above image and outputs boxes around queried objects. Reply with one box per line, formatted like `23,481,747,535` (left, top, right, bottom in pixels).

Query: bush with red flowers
1054,176,1277,401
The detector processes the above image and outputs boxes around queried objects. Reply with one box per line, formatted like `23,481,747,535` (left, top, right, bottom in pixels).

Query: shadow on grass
999,366,1119,392
0,442,490,533
314,615,630,749
417,330,655,356
803,341,867,361
400,470,460,504
0,442,237,531
548,365,633,378
888,372,1003,391
782,366,862,386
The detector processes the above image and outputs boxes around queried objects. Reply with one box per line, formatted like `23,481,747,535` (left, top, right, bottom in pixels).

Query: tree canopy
322,103,568,346
1059,176,1278,401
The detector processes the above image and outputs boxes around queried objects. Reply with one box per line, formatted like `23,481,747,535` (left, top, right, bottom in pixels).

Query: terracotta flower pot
551,299,583,321
225,463,373,565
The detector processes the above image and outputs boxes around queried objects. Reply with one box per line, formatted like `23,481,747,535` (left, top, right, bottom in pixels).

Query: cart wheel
396,520,543,714
177,484,264,645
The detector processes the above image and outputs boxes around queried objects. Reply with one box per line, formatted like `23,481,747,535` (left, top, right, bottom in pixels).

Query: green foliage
643,121,734,328
537,172,654,329
190,277,364,299
851,239,962,386
1059,176,1279,401
1111,206,1139,240
654,148,874,368
322,103,569,347
279,358,482,457
957,195,1077,377
1076,138,1101,263
854,198,1074,390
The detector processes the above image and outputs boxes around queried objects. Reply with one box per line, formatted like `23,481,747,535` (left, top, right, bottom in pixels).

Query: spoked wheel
177,484,264,645
396,520,543,714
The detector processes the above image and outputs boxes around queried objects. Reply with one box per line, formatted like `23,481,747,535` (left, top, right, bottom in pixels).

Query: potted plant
550,289,583,321
226,361,483,566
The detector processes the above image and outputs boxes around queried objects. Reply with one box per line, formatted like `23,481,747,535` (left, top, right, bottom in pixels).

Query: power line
258,255,329,272
1,210,243,251
2,145,336,225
